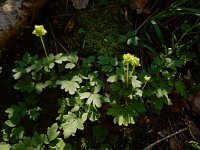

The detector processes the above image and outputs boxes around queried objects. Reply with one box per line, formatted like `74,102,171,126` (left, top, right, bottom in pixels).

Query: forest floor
0,0,200,149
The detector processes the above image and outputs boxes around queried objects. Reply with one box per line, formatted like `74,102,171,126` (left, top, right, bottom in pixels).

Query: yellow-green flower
130,56,140,67
122,53,141,67
144,75,151,81
32,25,47,37
123,53,134,65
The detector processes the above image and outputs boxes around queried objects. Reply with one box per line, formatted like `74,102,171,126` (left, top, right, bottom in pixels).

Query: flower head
32,25,47,37
130,56,140,67
144,75,151,81
123,53,141,67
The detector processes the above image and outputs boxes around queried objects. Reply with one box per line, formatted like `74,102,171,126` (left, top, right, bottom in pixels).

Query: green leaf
118,35,127,43
11,137,34,150
48,53,55,61
61,113,84,139
27,107,41,121
163,96,172,105
152,97,164,111
5,120,17,127
55,54,69,64
81,113,88,122
86,93,102,108
102,65,113,72
79,92,91,99
127,37,139,46
175,80,187,99
0,142,11,150
13,68,24,79
155,88,168,98
5,103,26,126
2,129,9,141
54,138,66,150
127,30,138,37
65,144,73,150
174,59,185,67
151,20,165,45
65,63,76,69
97,56,111,65
25,64,36,73
35,83,46,93
117,114,124,126
31,133,44,147
71,76,82,83
87,106,100,121
108,103,138,126
14,80,34,92
66,52,78,63
11,126,24,139
70,105,80,112
22,52,31,65
49,62,55,69
57,80,80,95
54,53,63,59
135,89,143,97
82,56,96,68
47,123,60,142
107,75,117,82
132,101,146,113
131,76,142,88
113,112,135,126
107,104,122,116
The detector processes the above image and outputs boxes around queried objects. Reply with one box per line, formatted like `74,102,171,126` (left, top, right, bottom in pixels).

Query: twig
48,21,61,74
168,118,179,143
48,21,58,53
142,127,188,150
57,41,69,54
168,118,182,149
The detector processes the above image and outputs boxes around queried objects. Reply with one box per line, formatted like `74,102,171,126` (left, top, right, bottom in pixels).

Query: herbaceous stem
40,36,48,58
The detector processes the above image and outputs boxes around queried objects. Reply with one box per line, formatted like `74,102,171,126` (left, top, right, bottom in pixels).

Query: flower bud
144,75,151,81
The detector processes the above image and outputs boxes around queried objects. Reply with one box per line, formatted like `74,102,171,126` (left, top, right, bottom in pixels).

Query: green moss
65,8,131,56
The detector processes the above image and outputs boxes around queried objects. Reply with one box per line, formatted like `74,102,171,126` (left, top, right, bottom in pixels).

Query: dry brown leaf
71,0,89,10
129,0,151,14
64,14,75,33
189,91,200,116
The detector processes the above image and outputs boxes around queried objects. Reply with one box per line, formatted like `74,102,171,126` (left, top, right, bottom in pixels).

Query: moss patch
65,8,132,56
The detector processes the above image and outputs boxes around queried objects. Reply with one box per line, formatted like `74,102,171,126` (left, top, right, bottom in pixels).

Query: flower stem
130,66,135,76
40,36,48,58
142,82,147,90
126,64,129,88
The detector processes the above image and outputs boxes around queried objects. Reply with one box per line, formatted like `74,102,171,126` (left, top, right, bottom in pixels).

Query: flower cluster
122,53,140,67
32,25,47,37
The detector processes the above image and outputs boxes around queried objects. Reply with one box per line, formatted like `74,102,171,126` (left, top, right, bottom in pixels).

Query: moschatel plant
0,25,188,149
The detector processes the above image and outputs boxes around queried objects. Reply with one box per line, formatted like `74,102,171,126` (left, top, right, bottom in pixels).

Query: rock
189,91,200,116
0,0,48,51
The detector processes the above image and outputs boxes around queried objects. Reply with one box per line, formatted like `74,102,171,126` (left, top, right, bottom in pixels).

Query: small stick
57,41,70,54
48,21,58,53
168,118,179,144
142,127,188,150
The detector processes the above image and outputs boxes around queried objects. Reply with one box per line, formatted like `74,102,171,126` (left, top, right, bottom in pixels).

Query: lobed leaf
47,123,60,142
